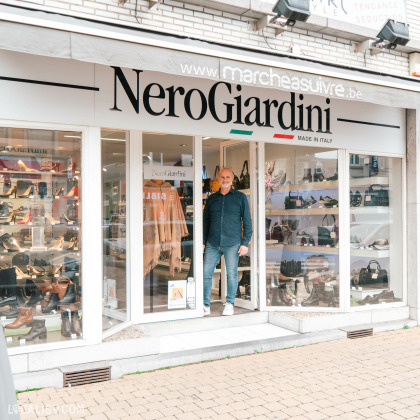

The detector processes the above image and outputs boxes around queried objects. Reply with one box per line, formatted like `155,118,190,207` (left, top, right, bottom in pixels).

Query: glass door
222,140,257,310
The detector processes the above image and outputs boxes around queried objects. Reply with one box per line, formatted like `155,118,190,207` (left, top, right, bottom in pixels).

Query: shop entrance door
221,140,258,310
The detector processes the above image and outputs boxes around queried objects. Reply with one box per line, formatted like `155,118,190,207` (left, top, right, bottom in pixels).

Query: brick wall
1,0,417,77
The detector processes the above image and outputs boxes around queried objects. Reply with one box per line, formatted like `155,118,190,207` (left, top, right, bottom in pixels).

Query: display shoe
71,310,82,336
18,186,34,198
368,239,390,250
0,185,17,198
350,190,362,207
319,195,334,205
48,237,64,251
61,310,72,337
373,290,394,301
17,211,31,225
285,284,296,299
17,160,37,173
300,237,307,246
295,281,311,304
27,265,45,276
19,319,47,341
302,168,312,183
1,305,20,318
14,266,29,279
324,198,339,208
60,283,76,305
302,283,320,307
327,172,338,181
51,264,63,276
24,289,43,307
358,295,379,305
53,187,64,198
325,290,337,307
313,170,325,182
60,212,72,224
278,285,293,306
0,268,26,307
45,213,60,224
63,186,78,199
41,292,60,313
4,307,33,329
302,196,317,208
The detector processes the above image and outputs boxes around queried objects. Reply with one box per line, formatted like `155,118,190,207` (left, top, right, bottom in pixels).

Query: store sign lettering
110,67,332,134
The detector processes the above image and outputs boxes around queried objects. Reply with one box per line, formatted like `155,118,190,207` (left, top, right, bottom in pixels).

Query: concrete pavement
16,326,420,419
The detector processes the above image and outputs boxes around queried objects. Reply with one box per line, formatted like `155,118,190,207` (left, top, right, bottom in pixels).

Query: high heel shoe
49,237,64,251
51,264,63,275
18,186,34,198
53,187,64,198
60,212,72,224
27,265,45,276
1,206,24,225
45,213,60,224
0,185,17,198
17,160,37,173
15,266,30,278
17,212,32,225
63,186,78,199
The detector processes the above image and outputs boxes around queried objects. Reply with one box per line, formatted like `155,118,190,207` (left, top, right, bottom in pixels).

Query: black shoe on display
41,293,60,313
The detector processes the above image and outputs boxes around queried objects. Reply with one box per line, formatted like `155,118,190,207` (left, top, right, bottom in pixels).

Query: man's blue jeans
203,243,240,307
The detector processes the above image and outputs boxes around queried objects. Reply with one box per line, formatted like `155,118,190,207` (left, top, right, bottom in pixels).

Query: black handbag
239,160,250,189
285,191,303,209
280,260,301,277
232,173,241,190
238,256,250,267
358,260,388,285
318,215,336,246
364,184,389,207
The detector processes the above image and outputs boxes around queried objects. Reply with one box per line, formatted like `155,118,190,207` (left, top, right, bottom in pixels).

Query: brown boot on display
71,311,82,336
302,283,320,307
18,319,47,341
5,307,33,329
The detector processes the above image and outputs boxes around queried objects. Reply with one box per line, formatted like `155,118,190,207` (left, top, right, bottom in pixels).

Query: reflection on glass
349,154,402,306
143,133,194,313
102,130,128,331
265,145,339,308
0,127,82,346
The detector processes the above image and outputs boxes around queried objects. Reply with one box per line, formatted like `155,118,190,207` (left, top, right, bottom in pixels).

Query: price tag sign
372,273,378,279
9,222,14,226
68,221,74,225
1,316,6,321
28,222,32,226
352,287,356,290
330,232,336,238
17,276,22,280
54,274,59,278
6,337,12,343
32,275,37,279
55,197,60,200
51,310,56,314
76,273,79,277
36,305,41,311
365,195,371,201
358,287,362,291
71,334,77,339
19,339,26,346
296,200,302,207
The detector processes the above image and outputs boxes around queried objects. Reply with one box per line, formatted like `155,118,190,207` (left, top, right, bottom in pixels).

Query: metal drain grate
63,367,111,387
347,328,373,339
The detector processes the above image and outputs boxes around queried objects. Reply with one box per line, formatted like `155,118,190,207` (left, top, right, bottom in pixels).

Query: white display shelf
0,169,67,176
350,249,390,258
272,180,338,192
350,176,389,187
266,243,339,255
266,207,338,216
350,206,389,214
350,287,388,300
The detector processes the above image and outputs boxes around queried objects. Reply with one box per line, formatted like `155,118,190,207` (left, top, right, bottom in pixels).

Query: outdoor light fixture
373,19,410,49
272,0,311,27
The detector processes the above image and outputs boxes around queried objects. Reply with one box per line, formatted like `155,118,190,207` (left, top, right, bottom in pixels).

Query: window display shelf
350,206,389,214
266,207,339,216
266,243,339,255
274,180,338,192
0,170,68,176
350,176,389,187
350,249,390,258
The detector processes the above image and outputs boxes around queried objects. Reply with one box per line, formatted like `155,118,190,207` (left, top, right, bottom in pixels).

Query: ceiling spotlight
373,19,410,49
272,0,310,27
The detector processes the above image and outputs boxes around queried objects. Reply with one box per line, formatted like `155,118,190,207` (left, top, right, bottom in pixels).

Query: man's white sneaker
203,306,211,316
222,302,234,316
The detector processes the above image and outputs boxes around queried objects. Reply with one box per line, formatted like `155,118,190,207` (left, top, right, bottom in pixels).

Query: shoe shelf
350,249,390,258
273,180,338,192
266,243,339,255
350,176,389,187
266,207,339,216
0,170,69,177
350,206,389,214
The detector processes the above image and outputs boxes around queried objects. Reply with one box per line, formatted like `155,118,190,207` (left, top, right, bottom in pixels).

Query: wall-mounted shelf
266,207,339,216
272,180,338,192
266,243,339,255
350,176,389,187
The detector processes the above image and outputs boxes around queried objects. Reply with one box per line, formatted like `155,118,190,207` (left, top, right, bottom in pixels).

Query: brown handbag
39,278,52,295
209,166,221,193
56,276,73,300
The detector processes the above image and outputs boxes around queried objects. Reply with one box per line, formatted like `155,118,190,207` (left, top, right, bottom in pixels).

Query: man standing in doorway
203,167,252,316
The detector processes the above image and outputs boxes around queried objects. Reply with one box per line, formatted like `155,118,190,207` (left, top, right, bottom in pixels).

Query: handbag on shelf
209,166,221,193
317,214,336,246
357,260,388,285
280,260,301,277
232,172,241,190
239,160,250,190
364,184,389,207
285,191,303,209
202,166,211,193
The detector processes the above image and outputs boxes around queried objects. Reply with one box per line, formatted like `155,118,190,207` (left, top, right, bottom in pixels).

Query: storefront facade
1,4,420,388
